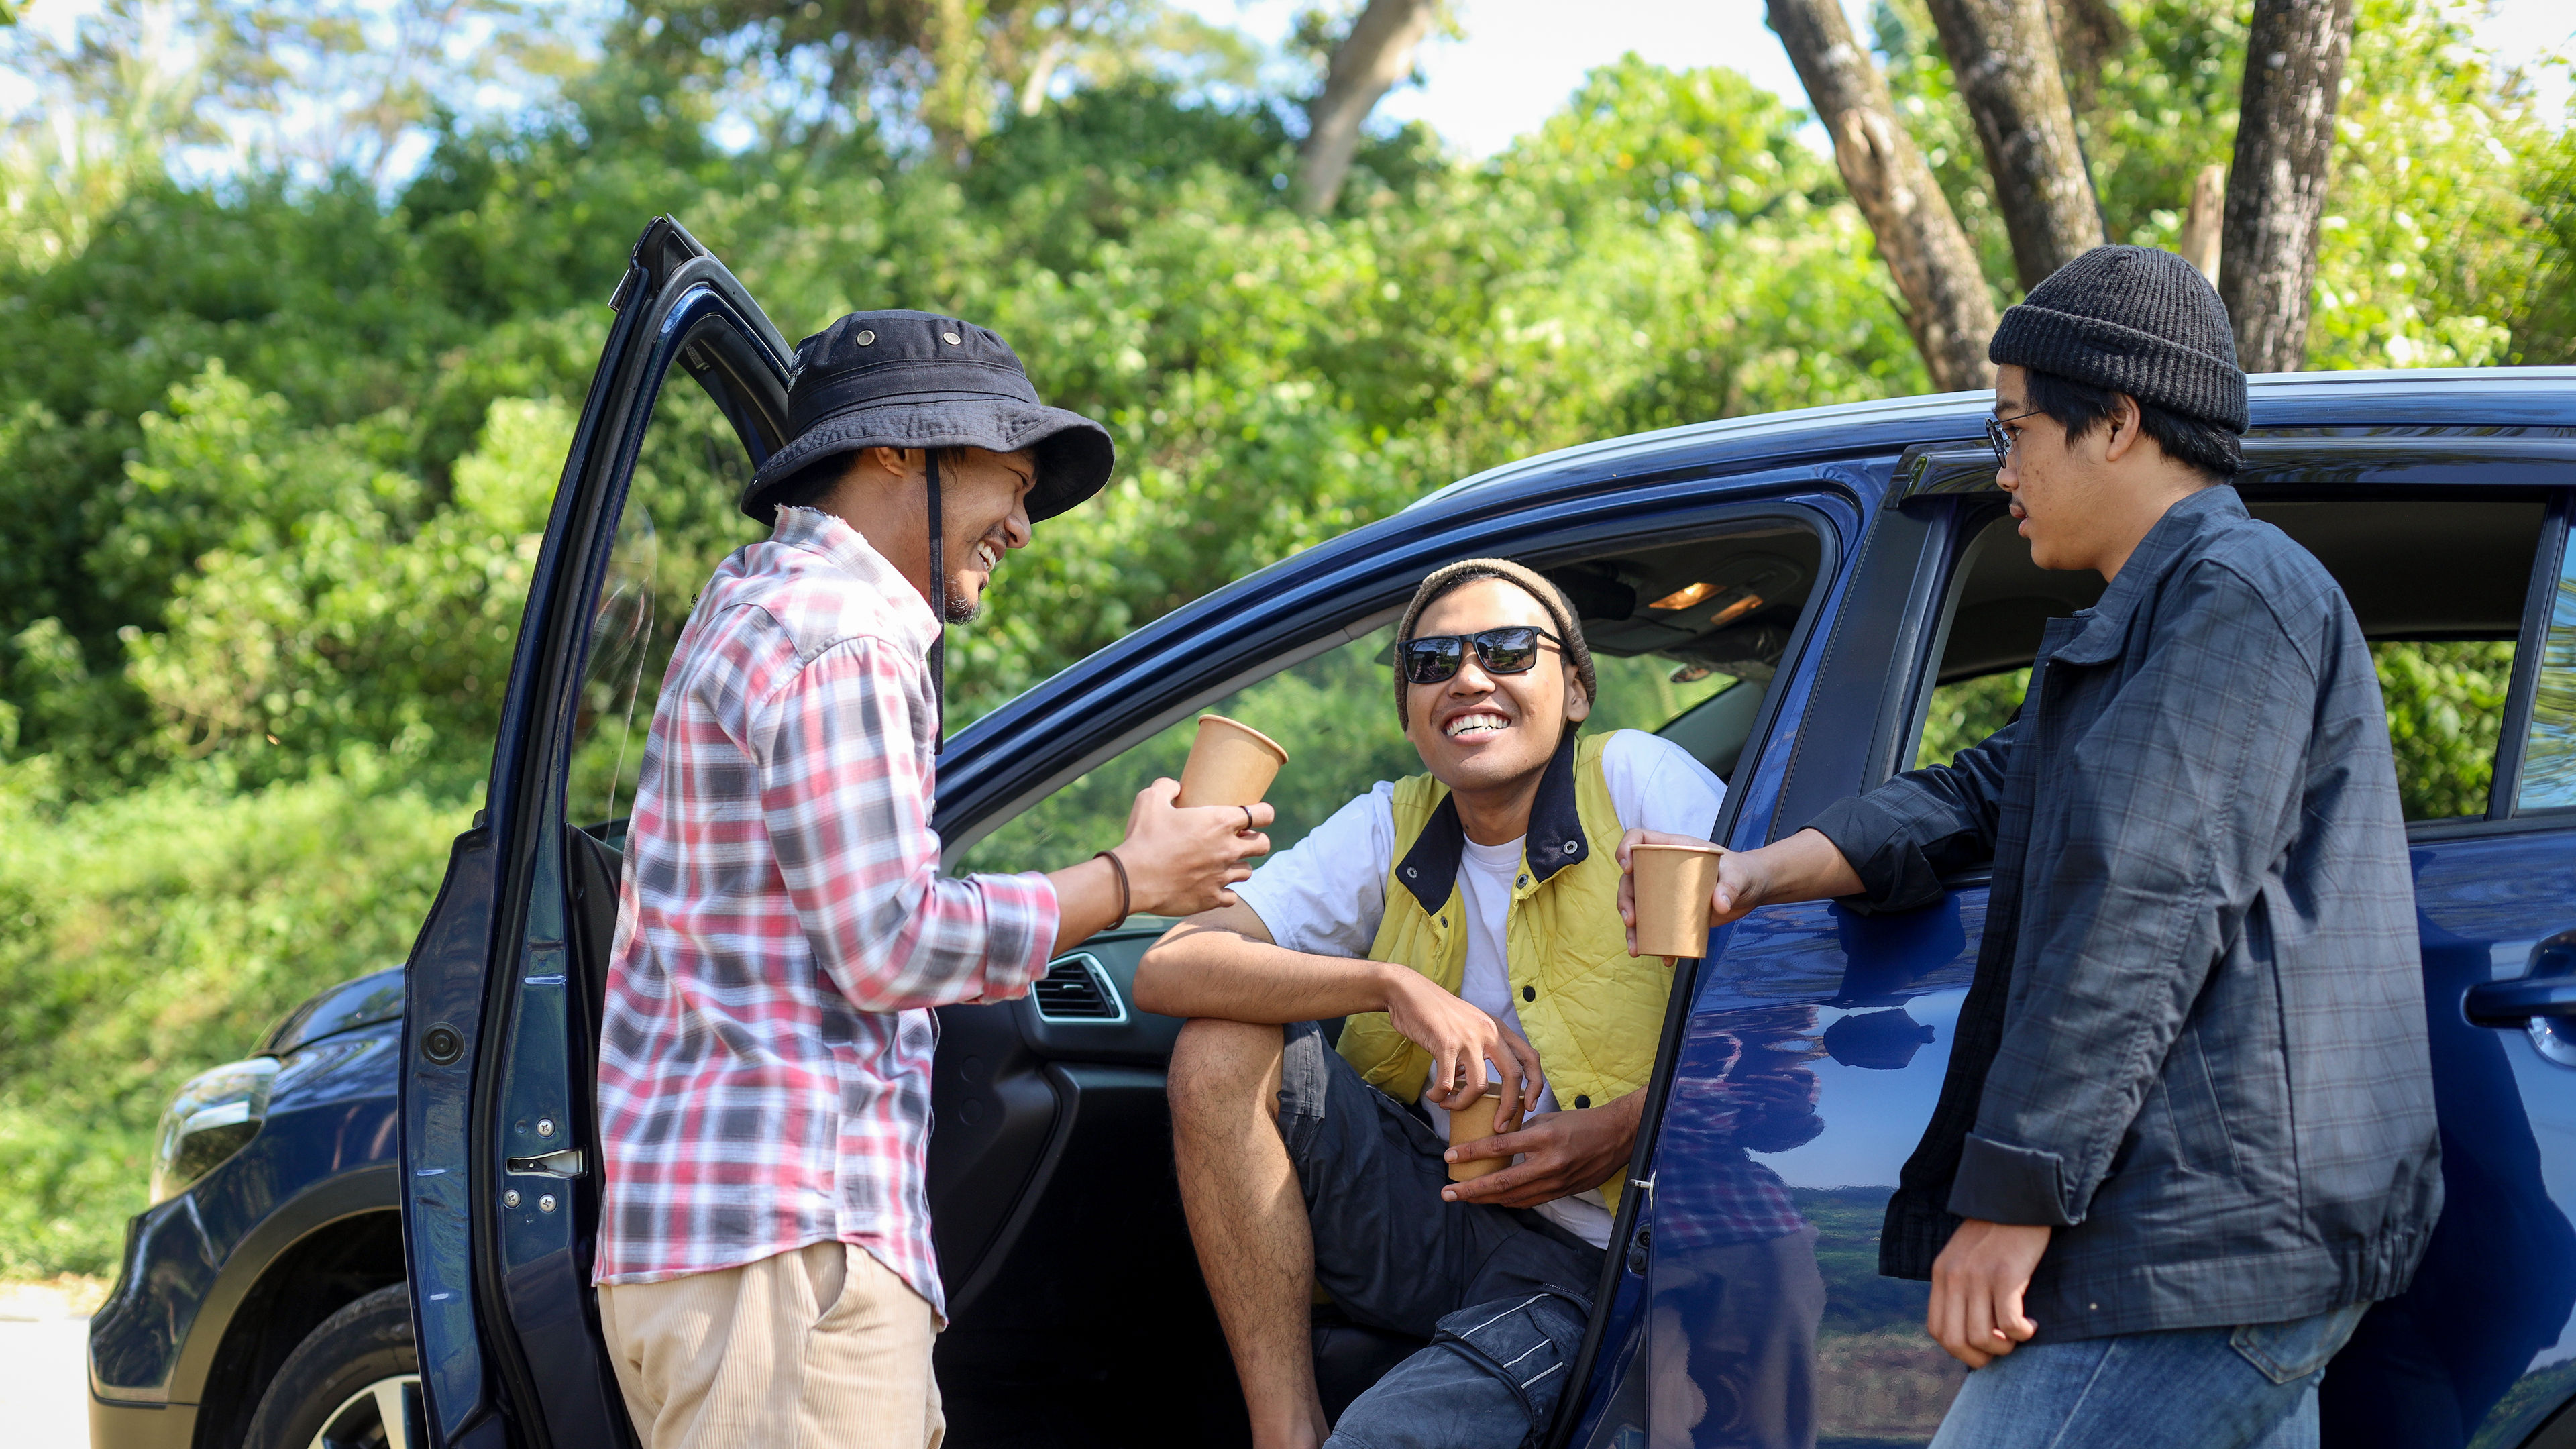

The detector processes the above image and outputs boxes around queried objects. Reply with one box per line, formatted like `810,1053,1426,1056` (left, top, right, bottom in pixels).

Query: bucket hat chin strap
926,449,945,755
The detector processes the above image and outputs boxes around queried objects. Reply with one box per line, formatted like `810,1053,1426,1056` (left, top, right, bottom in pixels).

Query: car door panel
401,217,790,1449
1597,890,1982,1449
2321,828,2576,1448
402,825,504,1446
924,998,1064,1299
1538,488,1867,1446
928,925,1183,1299
928,930,1245,1446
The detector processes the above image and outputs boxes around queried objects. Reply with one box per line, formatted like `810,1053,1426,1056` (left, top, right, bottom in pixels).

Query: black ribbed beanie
1989,245,2249,433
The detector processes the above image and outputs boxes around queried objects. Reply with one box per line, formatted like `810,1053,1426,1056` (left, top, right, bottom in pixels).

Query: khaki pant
598,1241,944,1449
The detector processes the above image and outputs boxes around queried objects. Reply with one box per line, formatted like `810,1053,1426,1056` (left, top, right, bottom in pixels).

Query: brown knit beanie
1394,559,1597,731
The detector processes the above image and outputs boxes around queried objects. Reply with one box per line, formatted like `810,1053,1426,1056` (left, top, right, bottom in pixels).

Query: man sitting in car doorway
1134,558,1729,1449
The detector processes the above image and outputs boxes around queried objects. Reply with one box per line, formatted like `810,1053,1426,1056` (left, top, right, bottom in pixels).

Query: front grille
1032,953,1126,1023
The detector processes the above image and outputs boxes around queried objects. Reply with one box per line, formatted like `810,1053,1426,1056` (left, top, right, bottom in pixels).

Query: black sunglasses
1985,407,2047,467
1399,627,1563,686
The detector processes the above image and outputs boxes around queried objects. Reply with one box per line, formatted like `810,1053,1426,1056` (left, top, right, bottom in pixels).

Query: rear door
400,217,791,1449
2361,492,2576,1449
1599,427,2576,1449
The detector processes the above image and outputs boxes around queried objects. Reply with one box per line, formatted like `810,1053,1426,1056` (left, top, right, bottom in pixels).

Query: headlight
150,1058,280,1205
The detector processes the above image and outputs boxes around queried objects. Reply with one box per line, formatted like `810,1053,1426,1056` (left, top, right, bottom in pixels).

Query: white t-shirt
1234,729,1728,1249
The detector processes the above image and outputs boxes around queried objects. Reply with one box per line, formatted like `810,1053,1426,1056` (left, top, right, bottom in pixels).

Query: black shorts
1276,1020,1607,1449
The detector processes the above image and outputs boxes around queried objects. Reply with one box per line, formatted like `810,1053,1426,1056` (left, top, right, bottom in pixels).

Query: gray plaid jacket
1809,485,2441,1340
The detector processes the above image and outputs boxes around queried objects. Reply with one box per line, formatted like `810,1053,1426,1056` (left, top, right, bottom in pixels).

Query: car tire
244,1281,424,1449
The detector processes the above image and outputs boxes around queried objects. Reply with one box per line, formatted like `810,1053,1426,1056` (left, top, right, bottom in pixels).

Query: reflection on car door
1617,458,2576,1449
398,217,791,1449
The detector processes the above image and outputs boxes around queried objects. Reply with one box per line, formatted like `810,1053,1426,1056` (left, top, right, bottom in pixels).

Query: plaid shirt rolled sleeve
595,507,1058,1317
760,638,1056,1012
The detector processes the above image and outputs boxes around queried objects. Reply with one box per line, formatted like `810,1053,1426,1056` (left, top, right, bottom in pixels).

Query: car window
1910,500,2544,824
954,628,1748,877
2516,541,2576,810
1917,643,2517,822
566,364,768,829
957,523,1826,877
1915,665,2031,772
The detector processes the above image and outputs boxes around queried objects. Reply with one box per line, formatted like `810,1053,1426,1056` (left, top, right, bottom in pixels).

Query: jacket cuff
1803,796,1936,913
1946,1132,2080,1227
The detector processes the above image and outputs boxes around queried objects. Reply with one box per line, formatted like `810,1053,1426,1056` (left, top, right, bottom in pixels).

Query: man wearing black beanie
1617,246,2440,1448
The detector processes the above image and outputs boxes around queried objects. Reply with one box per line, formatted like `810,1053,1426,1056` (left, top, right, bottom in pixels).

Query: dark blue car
88,218,2576,1449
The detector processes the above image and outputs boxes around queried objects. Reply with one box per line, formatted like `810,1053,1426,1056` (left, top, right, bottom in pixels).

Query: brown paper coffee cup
1176,714,1288,808
1444,1082,1525,1183
1631,841,1724,959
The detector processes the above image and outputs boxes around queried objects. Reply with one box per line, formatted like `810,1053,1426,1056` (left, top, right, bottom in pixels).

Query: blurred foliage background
0,0,2567,1275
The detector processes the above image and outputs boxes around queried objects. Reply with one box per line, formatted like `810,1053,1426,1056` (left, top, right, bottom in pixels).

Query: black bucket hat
740,309,1116,523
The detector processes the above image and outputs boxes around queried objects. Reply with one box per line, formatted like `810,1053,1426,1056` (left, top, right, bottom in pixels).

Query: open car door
400,217,792,1449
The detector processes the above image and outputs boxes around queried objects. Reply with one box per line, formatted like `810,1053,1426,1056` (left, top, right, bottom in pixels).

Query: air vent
1032,953,1126,1024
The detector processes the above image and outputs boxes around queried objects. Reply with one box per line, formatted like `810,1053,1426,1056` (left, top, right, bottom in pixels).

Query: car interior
1911,496,2546,807
912,521,1827,1444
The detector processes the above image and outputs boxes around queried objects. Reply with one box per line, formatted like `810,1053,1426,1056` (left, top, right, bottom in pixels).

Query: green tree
1872,0,2559,365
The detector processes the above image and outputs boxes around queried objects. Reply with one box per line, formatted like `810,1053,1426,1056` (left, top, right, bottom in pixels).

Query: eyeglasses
1399,627,1562,686
1986,407,2047,467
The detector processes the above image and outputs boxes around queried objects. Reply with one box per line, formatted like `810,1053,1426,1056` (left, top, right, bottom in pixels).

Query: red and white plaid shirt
594,506,1059,1316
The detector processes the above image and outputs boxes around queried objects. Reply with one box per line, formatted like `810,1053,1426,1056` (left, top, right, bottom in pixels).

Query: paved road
0,1316,91,1448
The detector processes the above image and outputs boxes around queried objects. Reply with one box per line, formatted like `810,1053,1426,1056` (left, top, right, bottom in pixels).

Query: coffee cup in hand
1444,1082,1523,1183
1629,841,1724,959
1177,714,1287,808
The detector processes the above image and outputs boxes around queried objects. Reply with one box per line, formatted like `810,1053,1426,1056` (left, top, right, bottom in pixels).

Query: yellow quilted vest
1334,731,1676,1213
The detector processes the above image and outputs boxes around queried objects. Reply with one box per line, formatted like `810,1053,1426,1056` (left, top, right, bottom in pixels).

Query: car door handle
2466,932,2576,1027
2466,978,2576,1026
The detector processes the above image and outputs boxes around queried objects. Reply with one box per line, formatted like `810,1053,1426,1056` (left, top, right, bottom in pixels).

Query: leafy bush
0,765,467,1275
2377,641,2514,820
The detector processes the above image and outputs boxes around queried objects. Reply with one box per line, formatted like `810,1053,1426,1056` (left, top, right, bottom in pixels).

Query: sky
1178,0,2574,158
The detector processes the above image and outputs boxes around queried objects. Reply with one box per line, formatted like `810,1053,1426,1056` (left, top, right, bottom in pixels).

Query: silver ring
1240,806,1255,833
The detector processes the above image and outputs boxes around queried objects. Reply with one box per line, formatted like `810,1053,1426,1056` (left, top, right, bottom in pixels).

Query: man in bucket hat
1619,246,2440,1448
1136,559,1736,1449
592,310,1273,1448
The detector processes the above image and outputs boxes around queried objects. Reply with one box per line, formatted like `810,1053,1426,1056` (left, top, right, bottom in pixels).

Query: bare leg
1169,1018,1332,1449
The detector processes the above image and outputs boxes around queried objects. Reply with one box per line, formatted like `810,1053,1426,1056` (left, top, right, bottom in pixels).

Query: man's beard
943,590,986,625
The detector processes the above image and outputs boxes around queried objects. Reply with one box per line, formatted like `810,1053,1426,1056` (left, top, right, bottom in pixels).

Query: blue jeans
1927,1303,2369,1449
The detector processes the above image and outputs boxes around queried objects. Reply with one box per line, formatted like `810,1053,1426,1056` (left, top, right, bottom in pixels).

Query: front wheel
245,1281,423,1449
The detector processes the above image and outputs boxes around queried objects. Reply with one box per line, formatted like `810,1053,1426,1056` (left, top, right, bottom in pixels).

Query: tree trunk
1922,0,2104,290
2178,163,2224,282
1293,0,1437,217
1767,0,2000,392
2220,0,2357,372
2047,0,2129,116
